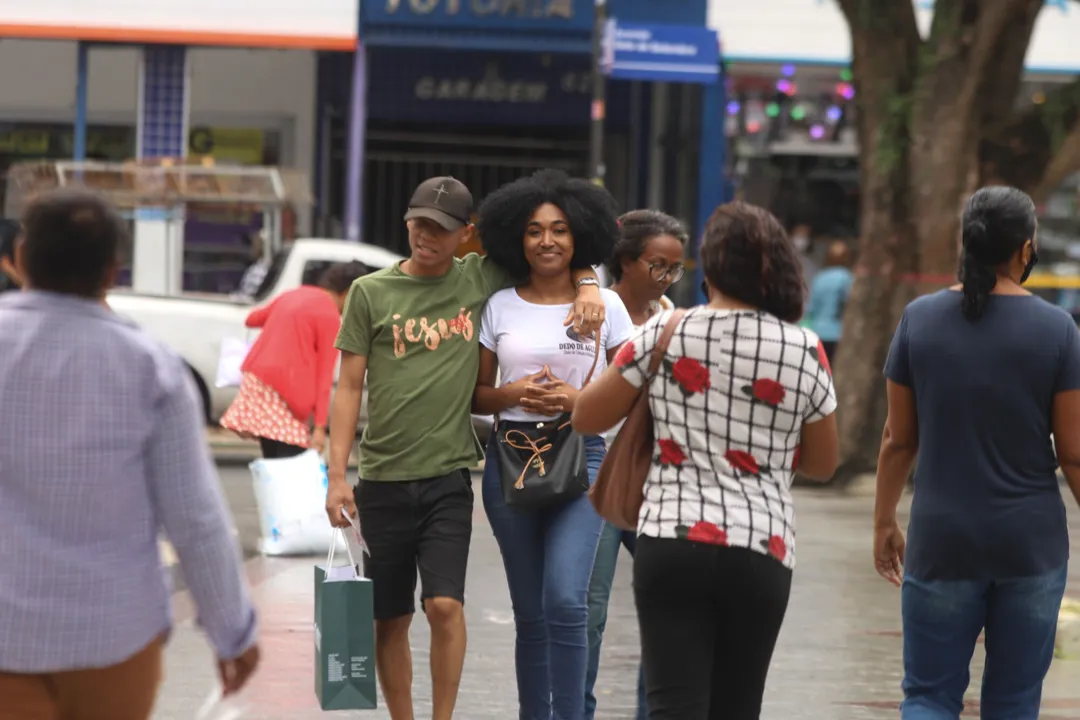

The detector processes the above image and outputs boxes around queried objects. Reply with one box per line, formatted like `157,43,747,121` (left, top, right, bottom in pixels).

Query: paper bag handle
325,528,359,578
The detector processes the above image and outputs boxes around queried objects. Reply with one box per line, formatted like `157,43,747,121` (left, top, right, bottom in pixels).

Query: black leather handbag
495,332,601,511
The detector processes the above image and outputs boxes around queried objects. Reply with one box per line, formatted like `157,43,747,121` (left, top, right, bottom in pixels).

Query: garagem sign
0,0,359,50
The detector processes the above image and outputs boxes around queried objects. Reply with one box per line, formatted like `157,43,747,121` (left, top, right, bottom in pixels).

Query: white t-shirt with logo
479,288,635,423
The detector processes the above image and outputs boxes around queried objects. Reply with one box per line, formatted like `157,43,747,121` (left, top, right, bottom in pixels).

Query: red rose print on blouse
792,445,801,470
668,357,711,395
613,340,636,369
741,378,786,406
761,535,787,561
686,521,728,546
724,449,760,475
658,439,686,466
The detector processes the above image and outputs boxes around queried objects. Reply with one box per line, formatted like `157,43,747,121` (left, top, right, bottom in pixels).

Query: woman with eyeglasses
585,209,688,720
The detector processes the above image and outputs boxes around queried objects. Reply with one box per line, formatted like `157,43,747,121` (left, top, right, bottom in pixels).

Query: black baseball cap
403,176,473,231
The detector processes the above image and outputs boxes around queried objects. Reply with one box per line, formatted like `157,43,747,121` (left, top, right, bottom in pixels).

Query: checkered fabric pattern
615,308,837,569
0,291,256,672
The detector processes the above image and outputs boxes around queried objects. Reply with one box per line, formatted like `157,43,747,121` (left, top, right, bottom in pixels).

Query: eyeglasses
643,260,685,284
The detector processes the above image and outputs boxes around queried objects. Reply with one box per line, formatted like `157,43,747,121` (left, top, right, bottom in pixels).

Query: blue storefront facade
314,0,721,302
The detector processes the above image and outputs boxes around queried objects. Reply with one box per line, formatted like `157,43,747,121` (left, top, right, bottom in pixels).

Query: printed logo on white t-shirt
561,326,597,357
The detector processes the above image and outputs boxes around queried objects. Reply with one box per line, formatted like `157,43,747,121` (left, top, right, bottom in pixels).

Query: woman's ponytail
959,220,997,321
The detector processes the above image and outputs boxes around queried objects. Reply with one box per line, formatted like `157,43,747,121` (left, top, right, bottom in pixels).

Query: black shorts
354,469,473,621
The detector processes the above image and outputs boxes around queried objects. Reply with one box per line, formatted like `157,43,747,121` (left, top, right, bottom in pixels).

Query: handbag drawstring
502,429,554,489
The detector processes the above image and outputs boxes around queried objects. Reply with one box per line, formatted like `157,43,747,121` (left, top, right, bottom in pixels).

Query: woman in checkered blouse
573,201,840,720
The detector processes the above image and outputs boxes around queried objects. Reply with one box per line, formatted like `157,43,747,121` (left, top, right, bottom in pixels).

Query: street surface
154,465,1080,719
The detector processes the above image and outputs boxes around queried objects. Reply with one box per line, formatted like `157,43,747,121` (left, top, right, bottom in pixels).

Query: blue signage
602,21,719,84
363,0,592,32
366,48,632,127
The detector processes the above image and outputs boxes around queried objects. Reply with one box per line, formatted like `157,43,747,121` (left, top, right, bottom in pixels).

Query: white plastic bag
249,449,345,556
215,337,253,389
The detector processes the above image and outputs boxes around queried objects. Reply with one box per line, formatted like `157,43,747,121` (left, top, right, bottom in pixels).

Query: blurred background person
790,222,817,282
231,229,272,300
586,208,688,720
573,201,839,720
0,188,259,719
220,260,368,459
806,240,853,362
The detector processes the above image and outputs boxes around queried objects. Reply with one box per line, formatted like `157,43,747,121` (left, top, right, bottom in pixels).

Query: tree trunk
830,0,921,481
830,0,1048,483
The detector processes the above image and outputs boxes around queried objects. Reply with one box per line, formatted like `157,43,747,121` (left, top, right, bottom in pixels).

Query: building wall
0,39,316,230
709,0,1080,74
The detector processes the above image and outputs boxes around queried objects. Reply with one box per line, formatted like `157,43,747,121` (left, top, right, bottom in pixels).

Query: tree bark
830,0,921,481
982,78,1080,200
830,0,1055,482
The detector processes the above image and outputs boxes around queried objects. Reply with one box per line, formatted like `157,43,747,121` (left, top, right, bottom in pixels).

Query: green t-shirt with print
335,253,511,481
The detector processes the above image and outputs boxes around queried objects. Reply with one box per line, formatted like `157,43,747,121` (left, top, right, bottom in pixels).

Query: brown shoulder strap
647,308,688,377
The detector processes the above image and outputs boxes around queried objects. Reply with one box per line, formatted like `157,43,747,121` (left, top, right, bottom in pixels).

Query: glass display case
3,159,311,294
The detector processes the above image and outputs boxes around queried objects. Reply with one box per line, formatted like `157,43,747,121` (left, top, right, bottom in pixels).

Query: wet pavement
153,467,1080,719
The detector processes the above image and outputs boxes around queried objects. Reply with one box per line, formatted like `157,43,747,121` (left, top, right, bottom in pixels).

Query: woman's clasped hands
505,365,580,415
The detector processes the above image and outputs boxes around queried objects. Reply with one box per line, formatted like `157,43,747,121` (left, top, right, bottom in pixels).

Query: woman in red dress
220,261,368,458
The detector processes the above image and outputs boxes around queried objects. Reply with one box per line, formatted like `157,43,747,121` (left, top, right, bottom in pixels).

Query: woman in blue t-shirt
472,169,635,720
876,186,1080,720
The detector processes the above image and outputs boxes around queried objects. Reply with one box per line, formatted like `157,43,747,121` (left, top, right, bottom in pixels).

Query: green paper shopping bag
314,529,377,710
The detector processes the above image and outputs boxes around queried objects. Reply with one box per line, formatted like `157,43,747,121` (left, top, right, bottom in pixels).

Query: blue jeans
585,522,646,720
900,565,1068,720
483,433,606,720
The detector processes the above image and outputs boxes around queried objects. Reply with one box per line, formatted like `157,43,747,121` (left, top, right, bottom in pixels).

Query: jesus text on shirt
391,308,474,358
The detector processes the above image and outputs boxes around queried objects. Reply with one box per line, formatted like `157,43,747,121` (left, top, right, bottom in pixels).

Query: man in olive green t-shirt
324,176,605,720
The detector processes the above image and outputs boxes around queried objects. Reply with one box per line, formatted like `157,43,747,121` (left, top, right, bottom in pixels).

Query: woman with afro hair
472,169,635,719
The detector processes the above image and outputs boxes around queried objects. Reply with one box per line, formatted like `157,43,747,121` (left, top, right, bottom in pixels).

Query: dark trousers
258,437,307,459
634,536,792,720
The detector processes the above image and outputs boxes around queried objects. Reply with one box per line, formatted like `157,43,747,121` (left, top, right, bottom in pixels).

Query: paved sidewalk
155,485,1080,720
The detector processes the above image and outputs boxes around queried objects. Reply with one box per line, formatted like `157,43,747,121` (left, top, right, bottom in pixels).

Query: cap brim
404,207,466,231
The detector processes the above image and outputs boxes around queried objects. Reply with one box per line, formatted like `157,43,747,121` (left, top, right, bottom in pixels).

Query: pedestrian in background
806,240,853,363
0,218,21,292
231,229,272,300
324,176,607,720
220,260,369,459
875,186,1080,719
585,208,688,720
472,169,634,720
573,201,839,720
0,188,259,719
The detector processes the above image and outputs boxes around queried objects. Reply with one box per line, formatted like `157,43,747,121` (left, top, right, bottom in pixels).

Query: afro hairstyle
476,168,620,281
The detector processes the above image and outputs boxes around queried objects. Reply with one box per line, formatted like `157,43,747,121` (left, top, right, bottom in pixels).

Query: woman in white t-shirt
573,201,840,720
585,209,688,720
472,169,634,720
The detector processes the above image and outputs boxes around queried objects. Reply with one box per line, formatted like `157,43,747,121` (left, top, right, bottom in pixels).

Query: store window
0,122,135,209
183,126,284,294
